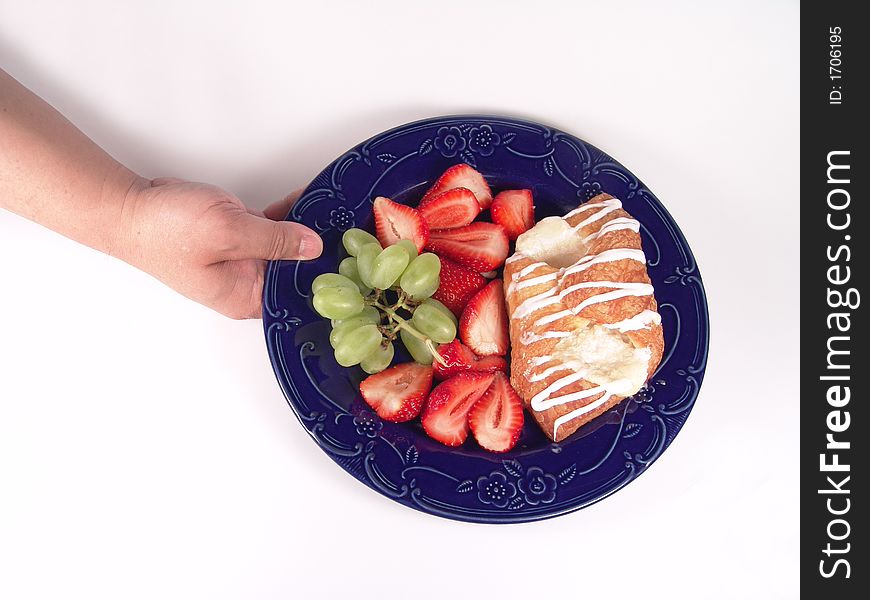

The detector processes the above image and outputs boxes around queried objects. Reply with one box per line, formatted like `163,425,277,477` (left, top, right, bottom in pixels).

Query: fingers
263,189,304,221
151,177,186,187
229,212,323,261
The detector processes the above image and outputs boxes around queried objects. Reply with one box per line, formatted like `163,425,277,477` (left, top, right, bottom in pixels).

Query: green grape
334,305,380,327
338,257,372,295
400,328,433,365
360,341,395,374
342,228,380,257
411,303,456,344
312,286,364,320
400,253,441,299
420,298,457,327
330,314,381,348
311,272,357,295
334,324,383,367
395,239,418,263
369,245,410,290
356,243,382,288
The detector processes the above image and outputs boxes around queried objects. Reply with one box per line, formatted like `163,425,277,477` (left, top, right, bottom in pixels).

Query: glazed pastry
503,193,664,442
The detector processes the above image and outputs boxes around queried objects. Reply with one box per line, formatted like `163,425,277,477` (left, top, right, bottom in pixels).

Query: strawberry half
425,223,509,272
469,372,524,453
491,189,534,240
431,256,487,316
421,372,496,447
422,164,493,209
373,196,429,252
459,279,509,356
417,187,481,230
359,362,433,422
433,340,507,380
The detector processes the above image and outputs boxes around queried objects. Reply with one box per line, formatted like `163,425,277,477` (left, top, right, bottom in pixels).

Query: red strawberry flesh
433,340,507,380
468,372,524,453
373,196,429,251
431,256,487,316
459,279,509,356
422,164,493,209
417,187,481,230
425,222,509,272
421,372,495,446
359,363,433,422
491,189,534,240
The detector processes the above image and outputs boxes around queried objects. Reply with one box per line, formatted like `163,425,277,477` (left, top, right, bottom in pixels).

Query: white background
0,1,799,598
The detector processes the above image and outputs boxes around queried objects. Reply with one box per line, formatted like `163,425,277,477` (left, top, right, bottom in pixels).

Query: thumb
230,213,323,260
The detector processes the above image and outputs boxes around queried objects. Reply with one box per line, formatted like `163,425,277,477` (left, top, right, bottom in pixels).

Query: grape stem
372,301,447,367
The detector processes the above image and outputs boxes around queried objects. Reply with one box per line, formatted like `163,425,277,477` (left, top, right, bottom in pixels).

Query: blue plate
263,115,709,523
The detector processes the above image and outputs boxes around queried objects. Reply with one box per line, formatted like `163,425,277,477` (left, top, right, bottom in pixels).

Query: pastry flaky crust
503,193,664,442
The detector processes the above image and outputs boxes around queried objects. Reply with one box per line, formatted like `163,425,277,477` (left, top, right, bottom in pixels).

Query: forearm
0,68,144,257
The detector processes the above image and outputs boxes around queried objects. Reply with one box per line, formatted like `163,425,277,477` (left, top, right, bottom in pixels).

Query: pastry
503,193,664,442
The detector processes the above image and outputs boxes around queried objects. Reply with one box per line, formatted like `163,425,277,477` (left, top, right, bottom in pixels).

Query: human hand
118,177,322,319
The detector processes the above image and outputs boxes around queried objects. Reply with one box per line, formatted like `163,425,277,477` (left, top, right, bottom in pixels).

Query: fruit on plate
360,363,434,422
421,164,493,209
417,187,481,230
411,301,456,344
310,165,542,454
432,339,507,380
400,252,441,299
468,372,524,453
309,228,456,373
431,256,487,317
425,222,509,272
421,372,496,446
373,196,429,251
491,189,534,240
459,279,509,356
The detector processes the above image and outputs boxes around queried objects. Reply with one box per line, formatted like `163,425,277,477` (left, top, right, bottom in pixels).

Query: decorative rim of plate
263,114,709,523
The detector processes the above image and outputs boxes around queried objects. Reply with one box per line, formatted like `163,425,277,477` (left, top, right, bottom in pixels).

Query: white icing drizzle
571,199,623,231
530,355,556,367
533,309,573,328
505,253,525,264
512,289,559,320
604,309,662,332
568,283,654,315
562,198,622,220
515,271,559,291
581,217,639,244
562,248,647,277
529,372,590,411
514,280,652,321
552,391,614,439
520,330,571,346
530,362,575,382
518,262,549,278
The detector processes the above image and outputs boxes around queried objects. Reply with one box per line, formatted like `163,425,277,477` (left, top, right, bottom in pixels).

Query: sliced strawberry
431,256,487,316
425,223,509,272
474,355,508,373
417,187,481,230
491,189,534,240
459,279,509,356
422,164,493,209
469,372,524,453
373,196,429,252
359,362,433,422
421,372,496,446
433,340,507,380
432,340,474,380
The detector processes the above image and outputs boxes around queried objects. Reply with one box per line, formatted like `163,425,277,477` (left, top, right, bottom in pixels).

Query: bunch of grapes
310,228,456,374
